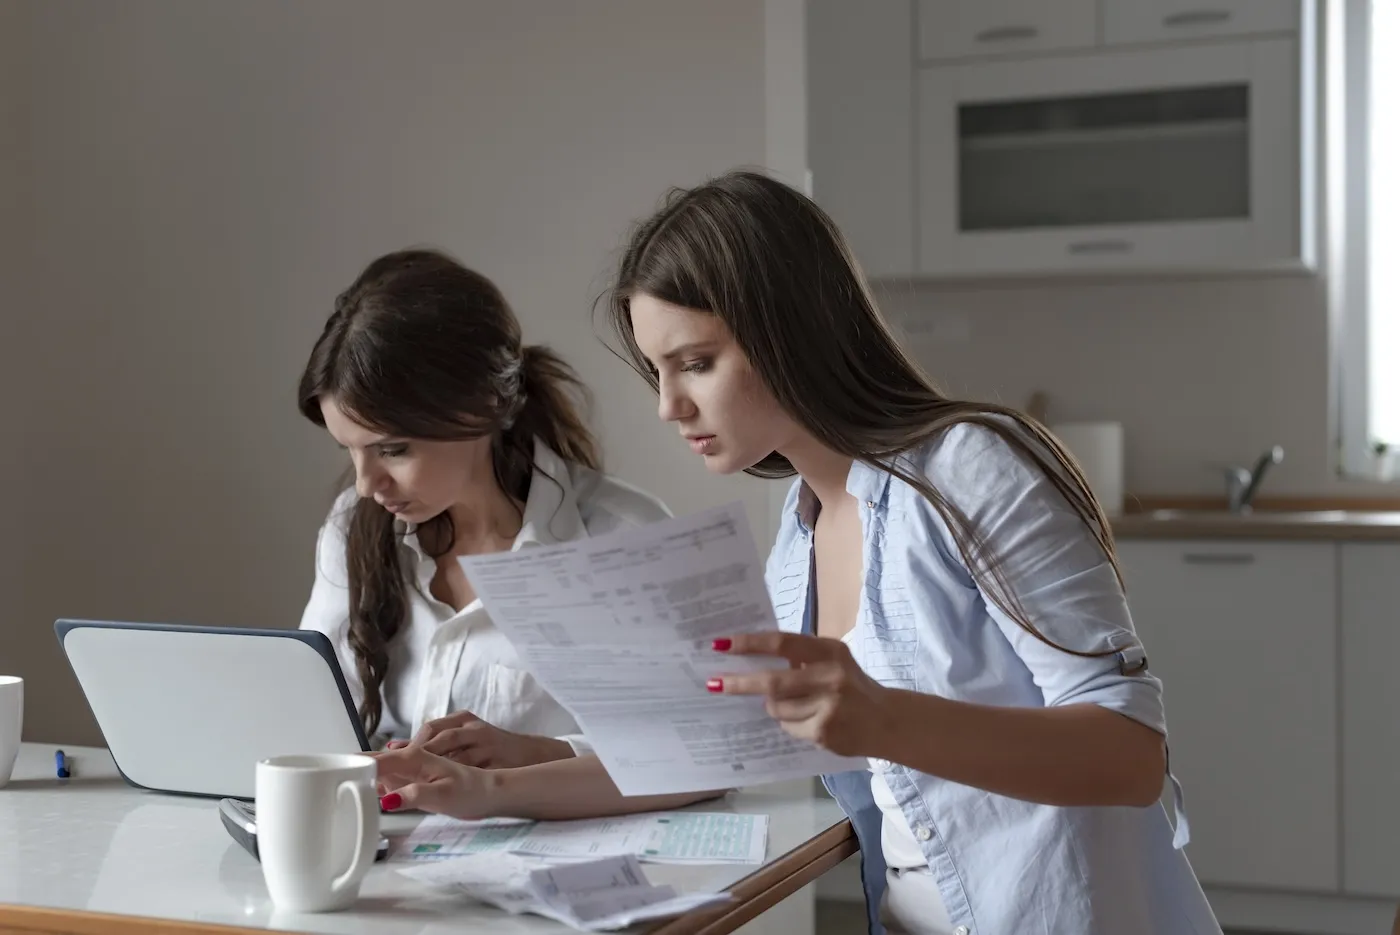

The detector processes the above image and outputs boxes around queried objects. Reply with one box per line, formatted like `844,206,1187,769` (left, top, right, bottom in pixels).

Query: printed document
458,503,864,794
400,852,730,931
399,811,768,865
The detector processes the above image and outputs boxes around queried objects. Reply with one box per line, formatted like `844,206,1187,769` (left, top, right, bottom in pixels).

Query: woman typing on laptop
297,248,671,766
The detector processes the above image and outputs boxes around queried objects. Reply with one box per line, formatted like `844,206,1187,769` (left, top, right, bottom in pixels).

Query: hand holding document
458,503,865,795
400,852,732,931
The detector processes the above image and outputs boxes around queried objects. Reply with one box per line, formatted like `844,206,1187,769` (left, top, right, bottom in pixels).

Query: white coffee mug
0,676,22,788
254,753,378,912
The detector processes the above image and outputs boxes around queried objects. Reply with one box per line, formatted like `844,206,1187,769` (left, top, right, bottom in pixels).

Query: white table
0,744,855,935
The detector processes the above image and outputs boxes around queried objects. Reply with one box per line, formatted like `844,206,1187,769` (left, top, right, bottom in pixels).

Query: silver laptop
55,619,369,799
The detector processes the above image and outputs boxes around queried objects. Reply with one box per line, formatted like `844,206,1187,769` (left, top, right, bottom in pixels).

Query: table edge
0,820,857,935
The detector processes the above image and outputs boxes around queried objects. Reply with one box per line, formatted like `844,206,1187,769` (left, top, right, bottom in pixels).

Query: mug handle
330,780,376,896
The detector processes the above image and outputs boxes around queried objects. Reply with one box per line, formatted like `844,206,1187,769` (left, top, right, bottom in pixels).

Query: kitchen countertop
1112,508,1400,541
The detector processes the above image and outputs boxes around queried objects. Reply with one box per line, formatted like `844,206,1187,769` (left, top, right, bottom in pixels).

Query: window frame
1333,0,1400,481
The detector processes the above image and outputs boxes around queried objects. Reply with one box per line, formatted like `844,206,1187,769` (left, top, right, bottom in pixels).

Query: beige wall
14,0,790,745
881,272,1389,500
0,0,32,705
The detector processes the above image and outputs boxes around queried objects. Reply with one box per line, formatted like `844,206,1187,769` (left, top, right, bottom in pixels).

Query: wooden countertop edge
1127,495,1400,513
648,819,858,935
0,820,859,935
1114,495,1400,540
0,905,258,935
1111,519,1400,540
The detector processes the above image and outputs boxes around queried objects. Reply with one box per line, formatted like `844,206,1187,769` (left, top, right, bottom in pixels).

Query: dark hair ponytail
298,249,600,737
511,345,600,473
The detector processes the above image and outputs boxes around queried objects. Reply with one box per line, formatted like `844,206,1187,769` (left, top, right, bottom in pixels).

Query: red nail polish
380,792,403,811
712,638,732,652
706,678,723,693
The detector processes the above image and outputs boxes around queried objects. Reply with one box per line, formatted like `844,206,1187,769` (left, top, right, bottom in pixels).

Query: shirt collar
792,457,894,532
399,437,585,557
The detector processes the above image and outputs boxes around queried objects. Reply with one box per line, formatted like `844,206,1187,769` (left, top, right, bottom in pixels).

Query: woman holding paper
297,247,671,765
376,173,1218,935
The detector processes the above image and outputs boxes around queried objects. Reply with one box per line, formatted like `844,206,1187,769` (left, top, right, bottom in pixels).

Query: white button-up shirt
299,438,671,748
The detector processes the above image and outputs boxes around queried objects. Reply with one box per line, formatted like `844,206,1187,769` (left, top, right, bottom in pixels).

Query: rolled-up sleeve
923,423,1166,735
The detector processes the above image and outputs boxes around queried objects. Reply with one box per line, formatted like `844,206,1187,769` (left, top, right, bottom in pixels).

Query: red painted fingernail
380,793,403,811
712,638,732,652
706,678,723,693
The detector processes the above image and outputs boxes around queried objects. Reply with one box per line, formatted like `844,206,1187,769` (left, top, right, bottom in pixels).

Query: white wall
880,274,1363,499
15,0,794,745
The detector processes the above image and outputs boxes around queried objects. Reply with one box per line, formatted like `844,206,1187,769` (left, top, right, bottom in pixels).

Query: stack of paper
397,812,768,865
399,852,731,931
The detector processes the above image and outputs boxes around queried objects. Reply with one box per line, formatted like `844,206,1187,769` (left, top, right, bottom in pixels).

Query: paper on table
458,502,865,795
511,812,768,864
396,815,533,860
399,852,732,931
399,812,768,865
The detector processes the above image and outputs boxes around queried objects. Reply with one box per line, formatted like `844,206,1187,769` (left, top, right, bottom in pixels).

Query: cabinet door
1117,540,1338,892
918,0,1098,62
1107,0,1301,47
1341,543,1400,898
807,0,916,279
917,37,1301,276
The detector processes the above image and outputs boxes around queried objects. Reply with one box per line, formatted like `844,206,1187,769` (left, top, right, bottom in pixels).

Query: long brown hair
601,171,1120,659
299,248,599,736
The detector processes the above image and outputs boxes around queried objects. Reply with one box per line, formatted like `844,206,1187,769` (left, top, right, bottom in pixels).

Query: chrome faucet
1225,445,1284,513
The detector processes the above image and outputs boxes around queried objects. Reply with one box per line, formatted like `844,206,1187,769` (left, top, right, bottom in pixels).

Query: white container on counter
1050,421,1125,517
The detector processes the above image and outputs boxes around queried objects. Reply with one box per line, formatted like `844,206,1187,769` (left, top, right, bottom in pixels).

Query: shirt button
954,927,969,935
865,500,875,509
914,824,932,842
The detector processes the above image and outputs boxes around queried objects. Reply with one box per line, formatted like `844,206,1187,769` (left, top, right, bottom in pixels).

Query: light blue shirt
765,423,1221,935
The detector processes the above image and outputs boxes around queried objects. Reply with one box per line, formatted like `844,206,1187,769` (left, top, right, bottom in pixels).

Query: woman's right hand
372,746,498,820
385,710,573,769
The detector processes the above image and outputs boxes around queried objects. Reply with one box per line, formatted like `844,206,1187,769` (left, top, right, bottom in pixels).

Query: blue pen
55,749,70,779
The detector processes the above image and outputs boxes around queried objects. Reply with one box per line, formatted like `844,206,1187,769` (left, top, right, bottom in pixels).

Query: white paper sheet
398,852,732,931
458,502,864,794
398,811,768,865
511,811,768,864
396,816,534,860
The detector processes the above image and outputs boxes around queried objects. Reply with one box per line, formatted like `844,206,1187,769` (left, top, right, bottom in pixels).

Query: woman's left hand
709,632,897,759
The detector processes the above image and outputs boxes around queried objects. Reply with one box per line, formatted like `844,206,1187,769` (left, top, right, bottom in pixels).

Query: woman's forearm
872,690,1166,808
484,754,725,820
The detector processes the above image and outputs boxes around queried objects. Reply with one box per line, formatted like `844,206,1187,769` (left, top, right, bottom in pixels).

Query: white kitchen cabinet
1106,0,1301,47
1117,540,1338,891
807,0,916,279
917,36,1303,276
1340,543,1400,898
917,0,1098,63
806,0,1315,279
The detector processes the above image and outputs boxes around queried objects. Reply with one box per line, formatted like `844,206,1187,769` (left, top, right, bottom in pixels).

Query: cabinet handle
1182,552,1256,565
1067,239,1134,255
1162,10,1234,28
975,25,1040,43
